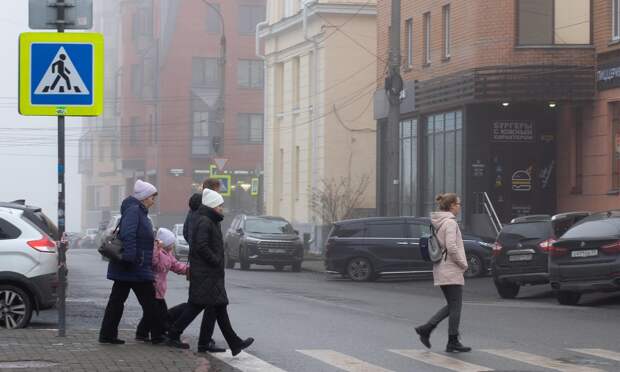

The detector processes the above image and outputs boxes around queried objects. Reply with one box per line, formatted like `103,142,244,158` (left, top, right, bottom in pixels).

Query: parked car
224,215,304,272
172,223,189,259
79,228,99,248
0,200,59,241
550,210,620,305
324,217,495,282
0,205,58,329
491,212,590,299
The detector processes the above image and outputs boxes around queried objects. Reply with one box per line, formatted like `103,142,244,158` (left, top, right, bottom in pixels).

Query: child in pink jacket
136,228,188,341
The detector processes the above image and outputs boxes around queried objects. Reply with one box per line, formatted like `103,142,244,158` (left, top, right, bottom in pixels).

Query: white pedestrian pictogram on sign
34,47,89,95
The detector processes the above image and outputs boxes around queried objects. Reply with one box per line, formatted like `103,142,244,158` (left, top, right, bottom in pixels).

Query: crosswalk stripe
211,350,288,372
389,349,493,372
297,350,394,372
481,349,604,372
569,348,620,362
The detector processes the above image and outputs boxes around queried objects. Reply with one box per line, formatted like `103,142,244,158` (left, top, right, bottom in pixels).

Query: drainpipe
303,0,320,252
256,19,268,214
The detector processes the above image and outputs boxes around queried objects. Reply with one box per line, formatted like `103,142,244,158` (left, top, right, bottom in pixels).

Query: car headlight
245,236,261,243
477,241,494,249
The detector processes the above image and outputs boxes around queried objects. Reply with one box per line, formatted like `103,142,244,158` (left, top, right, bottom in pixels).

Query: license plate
268,249,286,254
571,249,598,258
509,254,533,262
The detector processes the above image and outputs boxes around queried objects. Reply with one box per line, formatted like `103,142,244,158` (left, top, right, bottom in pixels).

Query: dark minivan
550,210,620,305
224,215,304,272
325,217,494,281
492,212,590,299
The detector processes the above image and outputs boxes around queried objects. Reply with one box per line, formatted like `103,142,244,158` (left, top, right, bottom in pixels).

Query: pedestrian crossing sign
19,32,104,116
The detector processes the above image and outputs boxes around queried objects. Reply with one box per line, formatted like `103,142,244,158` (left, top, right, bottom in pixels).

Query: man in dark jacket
99,180,164,344
167,189,254,355
183,178,220,243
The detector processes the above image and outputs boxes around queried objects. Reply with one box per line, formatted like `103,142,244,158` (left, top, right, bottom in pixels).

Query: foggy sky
0,3,82,232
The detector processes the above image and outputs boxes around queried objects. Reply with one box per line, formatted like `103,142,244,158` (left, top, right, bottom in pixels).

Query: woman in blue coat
99,180,164,344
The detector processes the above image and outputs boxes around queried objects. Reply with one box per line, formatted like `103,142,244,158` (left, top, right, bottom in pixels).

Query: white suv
0,205,58,329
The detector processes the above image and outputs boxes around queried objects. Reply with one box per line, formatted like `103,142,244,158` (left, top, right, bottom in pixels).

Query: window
405,18,413,66
206,3,221,33
239,5,265,34
408,223,430,239
423,12,431,64
333,222,365,238
0,218,20,240
400,119,418,215
573,108,583,193
132,7,153,40
365,222,405,238
130,117,139,145
274,63,284,112
294,146,300,198
517,0,590,45
192,57,220,87
238,114,264,144
442,5,451,58
279,148,284,201
612,103,620,189
423,111,463,216
86,186,95,209
614,0,620,40
192,110,212,156
110,185,122,210
292,57,300,108
238,60,264,88
131,64,142,97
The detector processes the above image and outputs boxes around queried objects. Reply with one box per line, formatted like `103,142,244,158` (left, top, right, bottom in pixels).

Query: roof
335,216,430,225
0,201,42,212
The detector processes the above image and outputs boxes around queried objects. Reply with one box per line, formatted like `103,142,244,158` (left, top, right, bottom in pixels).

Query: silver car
173,223,190,259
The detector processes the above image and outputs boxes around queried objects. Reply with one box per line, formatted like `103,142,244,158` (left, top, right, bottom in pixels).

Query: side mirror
294,229,300,235
236,228,244,235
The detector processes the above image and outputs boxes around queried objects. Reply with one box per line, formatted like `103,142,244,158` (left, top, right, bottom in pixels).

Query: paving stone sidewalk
0,329,236,372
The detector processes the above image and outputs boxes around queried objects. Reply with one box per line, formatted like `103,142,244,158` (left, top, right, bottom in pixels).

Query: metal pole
55,0,67,338
386,0,401,216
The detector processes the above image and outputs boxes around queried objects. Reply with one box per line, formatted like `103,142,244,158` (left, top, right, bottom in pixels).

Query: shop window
400,119,418,216
612,103,620,190
517,0,590,46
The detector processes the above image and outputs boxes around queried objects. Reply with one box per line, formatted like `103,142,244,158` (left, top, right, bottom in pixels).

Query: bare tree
310,174,371,225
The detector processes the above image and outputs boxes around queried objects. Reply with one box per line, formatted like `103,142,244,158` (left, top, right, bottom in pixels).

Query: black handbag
98,219,124,262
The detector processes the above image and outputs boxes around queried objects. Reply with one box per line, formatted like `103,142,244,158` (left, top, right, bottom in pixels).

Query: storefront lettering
492,121,534,142
597,64,620,90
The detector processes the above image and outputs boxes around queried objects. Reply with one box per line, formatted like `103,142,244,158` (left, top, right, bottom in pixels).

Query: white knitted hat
202,188,224,208
133,179,157,201
156,228,176,247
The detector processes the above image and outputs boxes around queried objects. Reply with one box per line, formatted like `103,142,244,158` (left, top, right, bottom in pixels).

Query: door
364,220,408,272
407,221,433,271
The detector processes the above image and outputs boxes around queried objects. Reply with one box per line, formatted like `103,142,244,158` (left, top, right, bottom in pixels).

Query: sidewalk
301,253,325,273
0,329,236,372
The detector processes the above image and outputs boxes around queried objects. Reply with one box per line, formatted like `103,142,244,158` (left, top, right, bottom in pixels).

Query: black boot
414,324,435,349
198,339,226,353
231,337,254,356
446,334,471,353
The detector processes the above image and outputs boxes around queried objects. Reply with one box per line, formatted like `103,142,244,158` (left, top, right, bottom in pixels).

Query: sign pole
55,0,68,338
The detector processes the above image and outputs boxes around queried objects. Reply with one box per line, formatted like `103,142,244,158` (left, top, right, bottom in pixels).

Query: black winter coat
188,205,228,306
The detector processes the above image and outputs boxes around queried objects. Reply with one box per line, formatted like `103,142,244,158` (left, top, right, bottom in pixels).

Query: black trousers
426,285,463,336
169,303,242,348
99,281,163,340
136,299,169,338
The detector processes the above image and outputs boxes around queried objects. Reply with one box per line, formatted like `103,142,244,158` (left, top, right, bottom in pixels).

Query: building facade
115,0,265,228
375,0,604,235
259,0,378,247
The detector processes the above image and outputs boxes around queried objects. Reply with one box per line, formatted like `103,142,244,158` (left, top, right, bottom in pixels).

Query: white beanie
202,188,224,208
156,228,176,247
133,179,157,201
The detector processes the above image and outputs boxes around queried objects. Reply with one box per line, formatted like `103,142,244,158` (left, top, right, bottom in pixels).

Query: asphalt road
33,248,620,372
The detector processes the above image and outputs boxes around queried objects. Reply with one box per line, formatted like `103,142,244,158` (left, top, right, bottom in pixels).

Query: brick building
374,0,613,234
117,0,265,228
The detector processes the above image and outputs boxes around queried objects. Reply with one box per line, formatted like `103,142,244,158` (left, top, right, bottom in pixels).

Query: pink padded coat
431,211,468,286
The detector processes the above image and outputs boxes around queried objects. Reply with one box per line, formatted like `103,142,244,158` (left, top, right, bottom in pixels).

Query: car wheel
464,253,484,278
494,279,520,299
291,262,302,273
273,264,285,271
0,285,33,329
225,252,236,269
240,248,251,271
347,257,375,282
557,291,581,306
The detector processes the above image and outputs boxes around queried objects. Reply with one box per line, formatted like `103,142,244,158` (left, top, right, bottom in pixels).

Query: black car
224,215,304,272
550,210,620,305
491,212,590,299
324,217,494,282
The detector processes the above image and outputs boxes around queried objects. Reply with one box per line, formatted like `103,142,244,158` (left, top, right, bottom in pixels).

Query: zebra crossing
211,347,620,372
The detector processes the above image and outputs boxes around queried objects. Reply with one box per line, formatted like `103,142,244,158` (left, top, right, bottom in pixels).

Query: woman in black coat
167,189,254,355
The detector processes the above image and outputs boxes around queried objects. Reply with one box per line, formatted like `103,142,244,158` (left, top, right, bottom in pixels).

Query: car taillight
492,242,502,257
27,236,57,253
601,240,620,255
549,245,568,257
539,238,557,252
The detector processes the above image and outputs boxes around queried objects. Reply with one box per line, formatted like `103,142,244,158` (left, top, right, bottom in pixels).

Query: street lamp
202,0,226,156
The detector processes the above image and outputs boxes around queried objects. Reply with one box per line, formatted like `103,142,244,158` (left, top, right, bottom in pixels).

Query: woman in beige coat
415,193,471,353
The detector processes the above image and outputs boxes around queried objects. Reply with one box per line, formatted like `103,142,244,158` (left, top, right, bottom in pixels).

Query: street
31,248,620,372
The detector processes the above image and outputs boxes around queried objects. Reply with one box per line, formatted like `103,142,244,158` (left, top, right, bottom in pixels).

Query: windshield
245,219,294,234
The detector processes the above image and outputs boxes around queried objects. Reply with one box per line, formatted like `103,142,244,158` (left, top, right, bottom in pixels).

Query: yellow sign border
212,175,232,197
19,32,104,116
